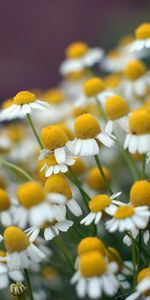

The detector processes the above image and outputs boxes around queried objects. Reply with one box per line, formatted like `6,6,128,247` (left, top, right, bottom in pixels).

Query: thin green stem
94,155,113,195
54,235,74,273
0,157,32,181
24,269,34,300
141,154,146,179
131,237,137,290
27,113,43,149
95,98,107,122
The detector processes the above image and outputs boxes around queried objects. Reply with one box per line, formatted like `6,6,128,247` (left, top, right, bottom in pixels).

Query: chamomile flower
67,113,115,156
125,267,150,300
122,60,150,99
80,192,122,226
71,250,119,299
130,180,150,208
0,189,13,227
0,226,46,271
13,181,54,228
106,204,150,233
0,250,23,289
40,153,75,177
40,125,70,164
1,91,48,118
86,166,112,193
124,109,150,154
60,42,104,76
104,95,129,133
44,174,82,217
129,23,150,52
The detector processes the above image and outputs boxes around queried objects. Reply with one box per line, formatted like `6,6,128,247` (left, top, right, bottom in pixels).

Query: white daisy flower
128,23,150,52
124,109,150,154
1,91,48,118
0,251,23,289
80,192,122,226
60,42,104,75
0,226,46,271
67,113,115,157
106,204,150,233
71,251,119,299
0,189,14,227
125,267,150,300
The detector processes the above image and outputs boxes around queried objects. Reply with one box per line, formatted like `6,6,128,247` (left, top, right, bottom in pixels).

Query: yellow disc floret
16,181,45,209
44,154,57,166
44,174,72,200
65,42,89,59
0,189,11,211
43,88,64,105
78,237,105,256
114,205,134,219
124,60,147,81
71,158,86,176
4,226,29,253
41,125,68,150
130,180,150,207
74,113,100,139
1,99,13,109
89,194,111,213
80,251,107,277
13,91,36,105
83,77,105,97
129,109,150,134
137,267,150,283
87,166,111,192
105,95,129,120
136,23,150,40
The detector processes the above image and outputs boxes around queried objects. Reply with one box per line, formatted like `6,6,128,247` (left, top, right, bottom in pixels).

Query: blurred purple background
0,0,150,100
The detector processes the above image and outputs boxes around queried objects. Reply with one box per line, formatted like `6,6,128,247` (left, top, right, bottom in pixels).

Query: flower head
77,237,105,256
44,174,72,200
65,42,89,59
4,227,29,253
105,95,129,121
130,180,150,208
74,113,100,139
43,88,64,105
136,23,150,40
80,251,107,277
129,109,150,135
16,181,45,209
123,60,147,81
41,125,68,151
0,189,11,212
87,166,111,192
83,77,105,97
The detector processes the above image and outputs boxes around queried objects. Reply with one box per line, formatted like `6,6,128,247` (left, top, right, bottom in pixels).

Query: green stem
27,113,43,149
54,235,74,273
24,269,34,300
141,155,146,179
94,155,113,195
131,237,137,290
0,157,32,181
95,98,107,122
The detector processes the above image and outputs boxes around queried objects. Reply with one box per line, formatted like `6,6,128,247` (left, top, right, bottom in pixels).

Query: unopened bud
10,282,26,296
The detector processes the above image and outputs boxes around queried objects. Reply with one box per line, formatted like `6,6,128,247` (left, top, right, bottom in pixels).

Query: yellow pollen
0,189,11,211
72,106,89,118
106,247,123,272
4,226,29,253
105,95,129,120
74,113,100,139
136,23,150,40
130,180,150,208
104,74,121,88
13,91,36,105
42,88,64,105
1,99,13,109
137,268,150,283
89,194,111,213
41,125,68,150
44,174,72,200
44,154,57,166
129,109,150,134
114,205,134,219
71,158,87,176
83,77,105,97
78,237,105,256
80,251,107,277
65,42,89,59
87,166,111,192
124,60,147,81
16,181,45,209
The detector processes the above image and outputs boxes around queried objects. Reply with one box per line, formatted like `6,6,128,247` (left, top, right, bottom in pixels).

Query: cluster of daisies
0,22,150,300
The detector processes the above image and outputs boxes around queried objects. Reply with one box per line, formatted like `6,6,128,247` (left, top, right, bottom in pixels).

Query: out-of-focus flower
40,153,74,177
129,23,150,52
86,166,111,193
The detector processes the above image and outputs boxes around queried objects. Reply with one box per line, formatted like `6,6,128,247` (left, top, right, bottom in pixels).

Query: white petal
67,199,82,217
55,147,66,164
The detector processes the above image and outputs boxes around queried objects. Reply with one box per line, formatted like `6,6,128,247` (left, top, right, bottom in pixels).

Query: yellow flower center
89,194,111,213
41,125,68,150
16,181,45,209
43,88,64,105
87,166,111,192
74,113,100,139
4,227,29,253
44,174,72,200
72,106,89,118
1,99,13,109
71,158,86,176
44,154,57,166
0,189,11,211
104,74,121,88
83,77,105,97
42,266,58,279
105,95,129,120
130,180,150,208
80,251,107,277
13,91,36,105
129,109,150,134
65,42,89,59
58,122,74,140
114,205,134,219
136,23,150,40
124,60,147,81
137,268,150,283
78,237,105,256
